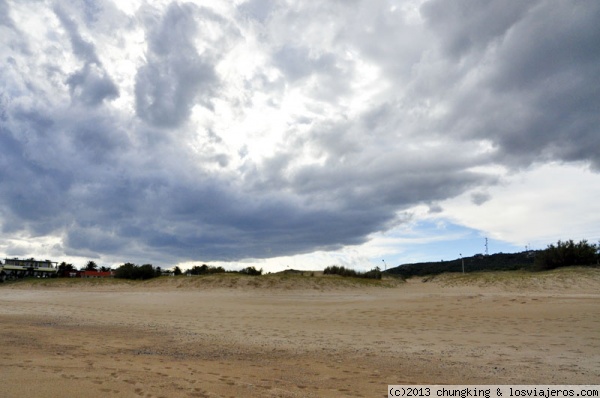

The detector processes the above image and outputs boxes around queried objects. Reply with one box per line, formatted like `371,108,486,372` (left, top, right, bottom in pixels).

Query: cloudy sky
1,0,599,272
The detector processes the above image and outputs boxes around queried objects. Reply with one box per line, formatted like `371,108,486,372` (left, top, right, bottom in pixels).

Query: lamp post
382,259,387,271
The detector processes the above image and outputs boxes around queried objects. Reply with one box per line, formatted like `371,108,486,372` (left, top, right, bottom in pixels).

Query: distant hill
385,251,538,278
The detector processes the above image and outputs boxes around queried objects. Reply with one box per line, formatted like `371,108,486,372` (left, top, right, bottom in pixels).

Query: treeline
187,264,225,275
323,265,382,280
113,263,159,280
534,240,598,271
385,239,599,278
238,266,263,276
112,263,262,280
52,260,264,280
385,252,535,278
186,264,262,276
57,260,110,276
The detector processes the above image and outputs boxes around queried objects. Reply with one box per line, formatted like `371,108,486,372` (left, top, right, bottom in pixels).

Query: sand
0,269,599,397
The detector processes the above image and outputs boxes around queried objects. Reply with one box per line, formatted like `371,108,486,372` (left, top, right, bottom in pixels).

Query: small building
1,257,58,280
79,270,114,278
4,258,58,269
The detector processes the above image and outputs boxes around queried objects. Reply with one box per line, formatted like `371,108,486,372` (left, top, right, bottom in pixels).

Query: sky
1,0,599,272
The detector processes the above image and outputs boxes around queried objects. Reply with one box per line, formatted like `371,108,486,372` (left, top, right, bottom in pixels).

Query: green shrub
323,265,382,279
114,262,158,280
188,264,226,275
238,266,262,276
534,239,598,271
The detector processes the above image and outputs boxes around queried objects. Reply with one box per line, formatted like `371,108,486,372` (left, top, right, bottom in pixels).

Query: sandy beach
1,269,599,397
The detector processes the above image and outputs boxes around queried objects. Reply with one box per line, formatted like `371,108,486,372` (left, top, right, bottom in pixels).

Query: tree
364,266,382,280
173,266,182,276
239,266,262,276
57,262,76,277
85,261,98,271
113,263,158,280
138,264,156,279
534,239,599,271
114,263,136,279
188,264,226,275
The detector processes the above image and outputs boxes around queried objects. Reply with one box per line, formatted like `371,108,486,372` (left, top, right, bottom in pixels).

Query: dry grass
420,266,600,290
2,271,404,291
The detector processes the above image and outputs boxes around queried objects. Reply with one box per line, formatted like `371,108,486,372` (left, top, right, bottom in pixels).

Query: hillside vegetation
385,251,536,278
386,239,599,278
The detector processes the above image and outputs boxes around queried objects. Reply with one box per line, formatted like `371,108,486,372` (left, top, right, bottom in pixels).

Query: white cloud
438,163,600,248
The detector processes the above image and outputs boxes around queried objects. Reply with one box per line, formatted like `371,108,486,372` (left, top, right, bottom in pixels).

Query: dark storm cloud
420,0,600,169
59,172,393,262
253,135,495,215
135,3,220,128
0,99,134,240
54,5,119,106
0,125,69,235
487,1,600,168
421,1,534,59
65,64,119,106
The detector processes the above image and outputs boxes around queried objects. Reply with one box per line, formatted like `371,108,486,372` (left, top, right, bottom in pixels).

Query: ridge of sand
2,272,404,291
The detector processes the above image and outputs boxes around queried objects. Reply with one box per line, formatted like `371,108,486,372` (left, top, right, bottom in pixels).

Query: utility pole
485,237,489,256
460,253,464,274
